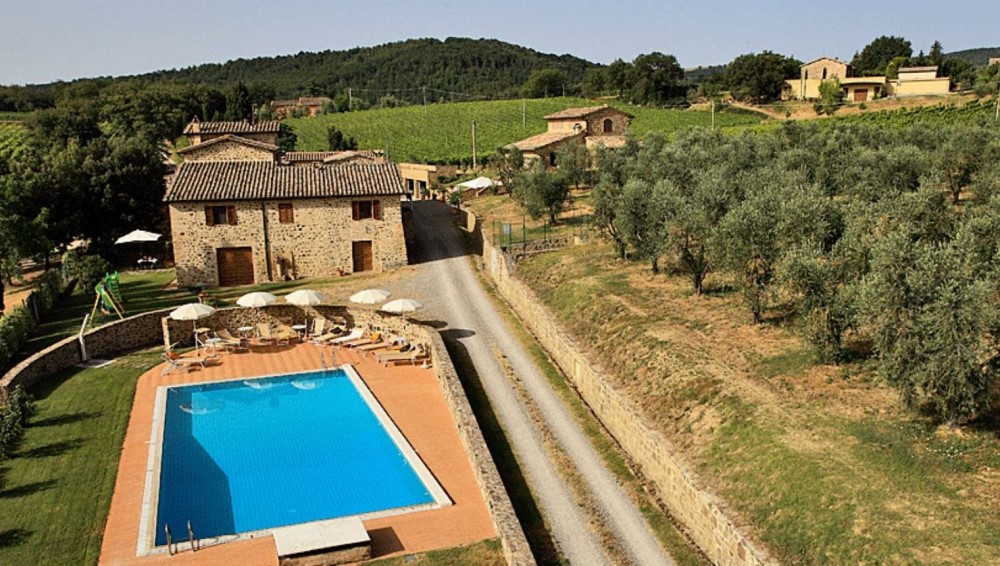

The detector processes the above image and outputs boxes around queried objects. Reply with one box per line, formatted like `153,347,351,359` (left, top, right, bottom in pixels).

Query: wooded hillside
0,38,599,111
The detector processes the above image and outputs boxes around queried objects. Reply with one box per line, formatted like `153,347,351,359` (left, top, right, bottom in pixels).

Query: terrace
100,340,496,564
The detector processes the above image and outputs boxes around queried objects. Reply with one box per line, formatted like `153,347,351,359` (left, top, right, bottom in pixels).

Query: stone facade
546,106,631,138
190,131,278,146
169,197,407,288
180,139,276,162
464,210,773,566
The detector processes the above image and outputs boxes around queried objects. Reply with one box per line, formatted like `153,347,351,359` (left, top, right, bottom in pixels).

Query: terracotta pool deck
98,342,496,565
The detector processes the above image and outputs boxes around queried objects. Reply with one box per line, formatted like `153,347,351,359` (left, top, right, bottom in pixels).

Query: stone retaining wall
2,303,533,565
466,212,773,566
1,309,174,394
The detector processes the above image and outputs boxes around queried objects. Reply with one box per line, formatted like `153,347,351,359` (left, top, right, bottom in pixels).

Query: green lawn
0,348,160,564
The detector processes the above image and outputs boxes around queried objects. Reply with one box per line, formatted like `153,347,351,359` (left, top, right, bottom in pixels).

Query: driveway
388,201,673,565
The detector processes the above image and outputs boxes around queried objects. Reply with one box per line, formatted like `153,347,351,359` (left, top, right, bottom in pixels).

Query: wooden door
217,247,254,287
352,241,373,272
853,88,868,102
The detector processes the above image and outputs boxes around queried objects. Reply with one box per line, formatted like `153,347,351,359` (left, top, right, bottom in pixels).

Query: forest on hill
0,38,598,111
945,47,1000,67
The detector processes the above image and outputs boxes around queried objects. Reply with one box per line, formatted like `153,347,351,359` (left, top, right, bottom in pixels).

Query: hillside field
286,97,767,163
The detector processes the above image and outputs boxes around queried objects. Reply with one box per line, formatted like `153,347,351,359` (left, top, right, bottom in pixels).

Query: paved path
404,201,673,566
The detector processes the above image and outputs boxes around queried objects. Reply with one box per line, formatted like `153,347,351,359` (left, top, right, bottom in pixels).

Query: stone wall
1,303,533,565
1,309,174,394
194,132,278,146
170,196,407,288
181,141,276,162
465,213,773,566
546,108,631,137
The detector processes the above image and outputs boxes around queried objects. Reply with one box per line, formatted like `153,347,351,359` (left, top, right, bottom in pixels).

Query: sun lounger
325,328,364,345
214,329,247,351
379,345,428,366
307,318,327,340
311,325,348,344
273,323,297,345
162,351,210,374
344,332,382,349
358,336,408,355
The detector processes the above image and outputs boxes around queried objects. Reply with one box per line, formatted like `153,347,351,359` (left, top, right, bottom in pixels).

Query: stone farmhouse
784,57,950,102
269,97,332,118
167,121,407,288
182,118,281,146
511,105,633,166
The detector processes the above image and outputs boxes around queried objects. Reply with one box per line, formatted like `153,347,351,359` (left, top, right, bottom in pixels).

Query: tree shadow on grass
25,366,84,402
30,411,101,428
17,438,86,459
441,329,561,565
0,528,32,548
0,479,57,499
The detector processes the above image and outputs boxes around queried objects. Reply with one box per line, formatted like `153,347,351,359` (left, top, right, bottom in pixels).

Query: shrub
74,255,112,293
0,306,35,371
0,404,24,460
32,269,65,314
8,385,35,427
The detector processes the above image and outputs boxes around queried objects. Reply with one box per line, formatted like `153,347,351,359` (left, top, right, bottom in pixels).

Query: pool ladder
163,521,198,556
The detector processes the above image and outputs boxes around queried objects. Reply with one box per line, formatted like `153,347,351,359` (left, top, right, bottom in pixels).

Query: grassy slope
286,97,765,163
0,348,160,564
510,239,1000,564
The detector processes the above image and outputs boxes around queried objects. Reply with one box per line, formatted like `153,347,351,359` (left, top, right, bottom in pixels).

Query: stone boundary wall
2,302,533,566
1,309,174,394
465,212,773,566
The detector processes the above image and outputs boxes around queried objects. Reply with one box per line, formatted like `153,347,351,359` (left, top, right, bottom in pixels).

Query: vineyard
0,122,27,162
837,97,999,127
286,97,767,163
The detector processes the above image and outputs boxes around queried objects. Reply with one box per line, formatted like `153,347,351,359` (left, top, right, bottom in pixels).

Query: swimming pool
141,366,450,551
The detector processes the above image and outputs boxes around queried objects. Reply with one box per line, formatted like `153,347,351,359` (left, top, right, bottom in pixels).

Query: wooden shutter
373,199,382,220
227,206,237,225
352,201,360,220
279,203,294,223
205,206,214,226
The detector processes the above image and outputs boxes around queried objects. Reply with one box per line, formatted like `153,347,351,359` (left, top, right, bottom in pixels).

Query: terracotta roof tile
511,131,581,151
183,120,282,135
164,161,405,202
543,105,633,120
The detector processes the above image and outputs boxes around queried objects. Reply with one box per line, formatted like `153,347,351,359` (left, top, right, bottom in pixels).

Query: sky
2,0,999,85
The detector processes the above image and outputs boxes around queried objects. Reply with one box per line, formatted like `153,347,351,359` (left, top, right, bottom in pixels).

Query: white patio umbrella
456,176,498,191
285,289,325,327
169,303,216,350
285,289,325,306
115,229,162,260
236,291,278,308
237,291,278,325
349,289,391,305
115,229,161,244
380,298,423,314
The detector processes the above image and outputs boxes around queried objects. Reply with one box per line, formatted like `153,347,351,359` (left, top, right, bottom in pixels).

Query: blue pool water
154,369,435,545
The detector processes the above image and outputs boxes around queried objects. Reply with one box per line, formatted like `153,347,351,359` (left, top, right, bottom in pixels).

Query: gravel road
395,201,673,565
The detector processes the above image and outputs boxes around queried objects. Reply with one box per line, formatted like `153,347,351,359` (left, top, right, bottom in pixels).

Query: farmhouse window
205,205,237,226
603,118,614,133
278,203,294,223
351,199,382,220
